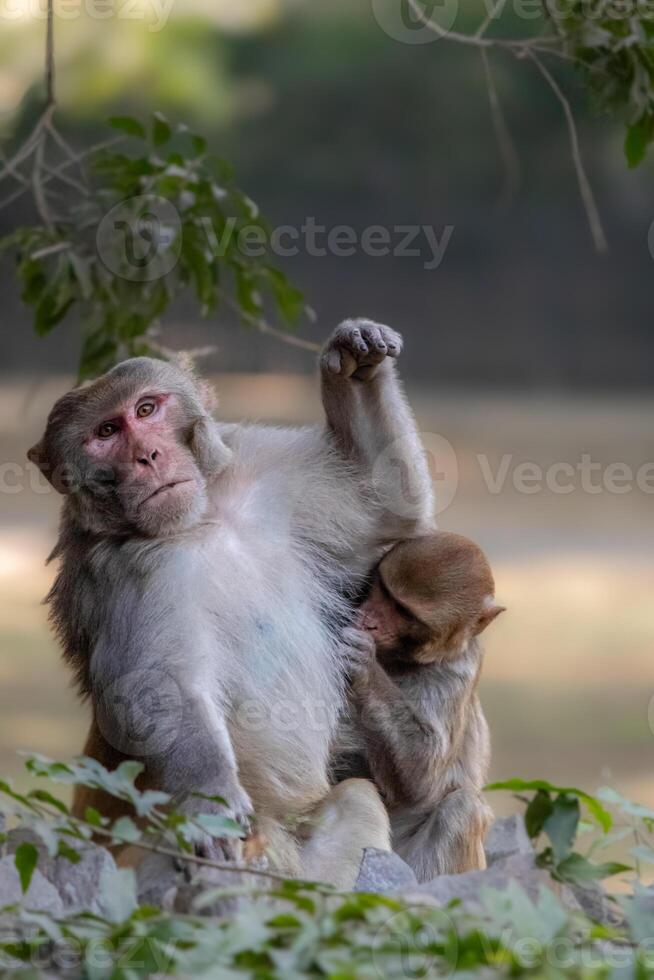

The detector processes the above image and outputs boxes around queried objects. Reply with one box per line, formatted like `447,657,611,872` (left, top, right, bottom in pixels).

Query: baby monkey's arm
342,629,467,808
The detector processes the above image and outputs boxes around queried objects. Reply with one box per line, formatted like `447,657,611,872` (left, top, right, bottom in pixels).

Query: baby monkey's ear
474,599,506,635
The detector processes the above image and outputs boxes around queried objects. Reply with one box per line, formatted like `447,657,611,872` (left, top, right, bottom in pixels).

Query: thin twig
42,161,89,195
528,51,607,252
45,0,55,106
33,125,54,229
405,0,559,49
31,240,71,260
220,292,321,353
31,799,313,887
480,48,521,209
0,134,123,213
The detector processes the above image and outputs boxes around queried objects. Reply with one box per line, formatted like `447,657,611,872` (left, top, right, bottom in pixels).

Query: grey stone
6,828,117,915
484,815,533,866
0,855,64,916
400,854,556,911
562,882,625,927
173,865,252,918
355,848,418,893
136,851,184,911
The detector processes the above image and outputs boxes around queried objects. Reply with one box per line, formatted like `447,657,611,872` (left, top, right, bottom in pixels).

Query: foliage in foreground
0,757,653,977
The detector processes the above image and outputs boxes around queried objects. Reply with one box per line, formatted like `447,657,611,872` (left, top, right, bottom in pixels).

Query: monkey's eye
97,421,119,439
136,401,156,419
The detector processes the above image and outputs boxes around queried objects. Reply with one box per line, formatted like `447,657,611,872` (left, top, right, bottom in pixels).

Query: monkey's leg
300,778,391,890
392,787,493,882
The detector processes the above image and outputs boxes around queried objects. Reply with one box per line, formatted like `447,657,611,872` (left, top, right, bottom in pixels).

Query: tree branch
46,0,55,106
220,292,321,353
528,51,607,252
480,48,521,208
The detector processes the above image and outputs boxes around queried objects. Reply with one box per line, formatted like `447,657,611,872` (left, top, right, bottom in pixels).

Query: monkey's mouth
140,480,193,507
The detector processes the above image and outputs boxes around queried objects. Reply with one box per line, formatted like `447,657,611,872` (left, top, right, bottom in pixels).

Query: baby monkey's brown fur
335,532,504,882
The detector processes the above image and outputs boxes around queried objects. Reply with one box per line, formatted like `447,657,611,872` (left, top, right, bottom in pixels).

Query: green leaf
266,267,305,325
84,806,105,827
192,792,228,806
486,779,612,831
108,116,147,140
98,866,139,924
192,813,244,838
152,112,172,146
190,133,207,157
14,842,39,894
525,789,554,839
111,816,141,843
543,794,580,863
555,852,631,883
625,115,654,168
57,841,82,864
27,788,69,814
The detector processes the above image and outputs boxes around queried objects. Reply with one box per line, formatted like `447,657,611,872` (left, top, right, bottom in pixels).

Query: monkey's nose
136,449,160,467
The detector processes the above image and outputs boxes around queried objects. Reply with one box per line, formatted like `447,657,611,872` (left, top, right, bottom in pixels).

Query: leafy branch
486,778,633,884
0,755,300,891
407,0,654,251
0,0,317,380
2,758,654,977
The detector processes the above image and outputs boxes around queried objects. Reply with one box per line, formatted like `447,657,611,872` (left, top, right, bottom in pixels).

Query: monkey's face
356,574,431,659
28,358,232,537
357,558,505,666
81,390,208,536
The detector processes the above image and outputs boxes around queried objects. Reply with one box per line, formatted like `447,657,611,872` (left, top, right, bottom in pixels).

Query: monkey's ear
475,601,505,635
189,417,232,477
27,440,74,494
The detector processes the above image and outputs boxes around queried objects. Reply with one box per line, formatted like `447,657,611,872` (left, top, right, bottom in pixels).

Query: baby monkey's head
357,532,505,665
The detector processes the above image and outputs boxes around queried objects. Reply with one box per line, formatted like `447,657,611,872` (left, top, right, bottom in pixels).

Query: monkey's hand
322,319,403,382
181,787,254,865
342,627,377,686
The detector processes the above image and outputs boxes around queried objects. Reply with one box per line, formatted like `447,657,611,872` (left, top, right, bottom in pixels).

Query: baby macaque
334,532,504,882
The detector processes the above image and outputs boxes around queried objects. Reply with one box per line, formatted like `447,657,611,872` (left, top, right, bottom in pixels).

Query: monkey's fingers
324,346,358,379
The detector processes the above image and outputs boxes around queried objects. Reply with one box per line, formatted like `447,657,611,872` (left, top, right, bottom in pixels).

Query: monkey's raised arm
352,663,470,809
320,319,434,540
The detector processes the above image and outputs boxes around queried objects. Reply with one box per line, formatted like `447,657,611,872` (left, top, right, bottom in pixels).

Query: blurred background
0,0,652,816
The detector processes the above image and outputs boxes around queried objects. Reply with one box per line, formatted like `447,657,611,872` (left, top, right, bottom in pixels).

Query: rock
174,865,254,918
484,815,533,866
6,828,117,915
562,881,625,927
136,851,184,911
0,855,64,916
355,848,418,893
400,854,556,911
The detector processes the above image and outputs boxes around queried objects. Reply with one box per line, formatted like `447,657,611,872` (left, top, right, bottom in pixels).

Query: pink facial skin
355,576,412,654
83,391,202,532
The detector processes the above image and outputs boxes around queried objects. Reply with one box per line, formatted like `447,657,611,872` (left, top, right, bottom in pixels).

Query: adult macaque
335,532,503,882
28,319,433,887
